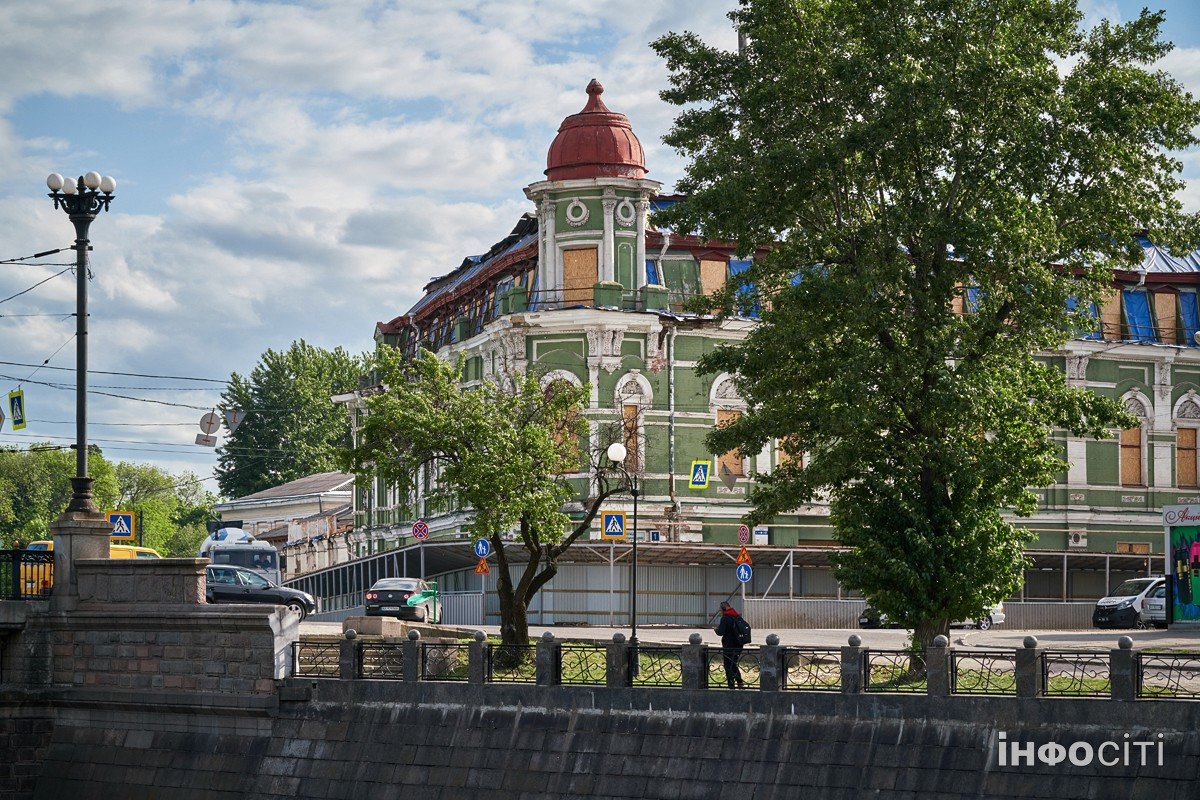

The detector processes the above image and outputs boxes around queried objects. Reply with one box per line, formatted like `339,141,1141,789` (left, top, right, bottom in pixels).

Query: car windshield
241,571,272,588
26,542,49,551
1110,579,1157,597
371,579,420,591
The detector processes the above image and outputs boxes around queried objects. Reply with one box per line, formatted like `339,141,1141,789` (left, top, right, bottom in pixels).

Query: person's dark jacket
715,607,744,648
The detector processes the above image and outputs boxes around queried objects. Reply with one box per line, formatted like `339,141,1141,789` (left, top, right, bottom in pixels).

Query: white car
1093,577,1165,629
858,603,1006,630
1139,584,1168,629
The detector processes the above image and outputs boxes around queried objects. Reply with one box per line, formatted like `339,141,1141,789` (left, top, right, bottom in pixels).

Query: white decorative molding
1065,354,1089,382
565,198,590,227
1175,390,1200,421
614,370,654,408
1122,391,1150,420
615,198,636,227
586,327,626,374
539,369,583,389
710,373,746,409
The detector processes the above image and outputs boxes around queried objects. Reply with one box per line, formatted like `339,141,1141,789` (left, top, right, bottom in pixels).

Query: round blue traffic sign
473,539,491,558
736,564,753,583
412,520,430,541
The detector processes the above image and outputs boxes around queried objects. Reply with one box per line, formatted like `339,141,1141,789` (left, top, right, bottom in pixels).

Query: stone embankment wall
5,680,1199,800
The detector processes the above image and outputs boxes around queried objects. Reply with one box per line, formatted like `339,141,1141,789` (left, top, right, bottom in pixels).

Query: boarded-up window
699,259,727,296
1120,427,1143,486
563,247,598,305
546,381,581,471
1179,427,1198,488
1099,290,1122,340
717,409,744,477
622,404,640,471
777,437,803,469
1154,291,1178,344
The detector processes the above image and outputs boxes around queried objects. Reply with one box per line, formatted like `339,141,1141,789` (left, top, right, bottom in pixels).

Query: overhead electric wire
0,267,72,305
0,312,74,319
0,247,71,264
18,334,76,384
0,360,226,383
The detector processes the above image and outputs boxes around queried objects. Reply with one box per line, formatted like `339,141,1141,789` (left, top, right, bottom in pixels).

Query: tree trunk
910,617,951,676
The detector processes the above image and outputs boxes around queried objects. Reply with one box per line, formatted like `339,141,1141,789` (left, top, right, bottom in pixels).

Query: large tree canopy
654,0,1200,650
341,348,628,645
216,340,364,498
0,446,118,547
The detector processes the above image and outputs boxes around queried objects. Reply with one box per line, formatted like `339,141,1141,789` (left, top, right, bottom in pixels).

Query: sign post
412,520,429,579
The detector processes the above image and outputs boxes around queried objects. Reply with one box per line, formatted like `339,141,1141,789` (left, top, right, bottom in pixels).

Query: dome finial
582,79,609,113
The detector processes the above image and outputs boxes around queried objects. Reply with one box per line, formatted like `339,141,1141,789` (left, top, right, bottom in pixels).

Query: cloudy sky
0,0,1196,495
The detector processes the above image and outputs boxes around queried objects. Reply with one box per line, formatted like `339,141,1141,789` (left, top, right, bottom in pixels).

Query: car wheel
1135,618,1149,630
286,600,307,621
976,617,992,631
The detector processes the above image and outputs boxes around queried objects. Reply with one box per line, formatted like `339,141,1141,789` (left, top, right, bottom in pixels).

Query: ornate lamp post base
66,476,97,514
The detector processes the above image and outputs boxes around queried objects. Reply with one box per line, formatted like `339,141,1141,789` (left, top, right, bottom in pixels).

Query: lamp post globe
45,171,115,513
606,442,627,464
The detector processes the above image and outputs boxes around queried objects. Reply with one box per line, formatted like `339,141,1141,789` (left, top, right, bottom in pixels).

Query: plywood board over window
562,247,598,306
1178,427,1198,488
1099,289,1122,340
1154,291,1178,344
1120,427,1143,486
699,259,727,296
622,404,640,471
717,408,744,477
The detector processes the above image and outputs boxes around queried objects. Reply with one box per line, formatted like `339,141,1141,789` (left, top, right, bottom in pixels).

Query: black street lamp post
46,172,115,513
606,442,640,661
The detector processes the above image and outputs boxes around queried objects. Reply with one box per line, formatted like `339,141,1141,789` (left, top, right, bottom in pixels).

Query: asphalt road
301,620,1200,651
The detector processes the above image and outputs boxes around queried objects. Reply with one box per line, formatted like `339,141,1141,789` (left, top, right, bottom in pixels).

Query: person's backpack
734,615,752,645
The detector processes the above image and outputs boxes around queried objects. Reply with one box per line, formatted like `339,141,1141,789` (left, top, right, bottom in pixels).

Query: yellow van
21,540,162,596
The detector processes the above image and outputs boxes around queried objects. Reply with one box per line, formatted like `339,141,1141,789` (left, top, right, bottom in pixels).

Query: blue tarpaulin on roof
1181,293,1200,347
966,287,982,313
1066,296,1103,341
728,259,758,318
1122,290,1155,342
646,259,659,286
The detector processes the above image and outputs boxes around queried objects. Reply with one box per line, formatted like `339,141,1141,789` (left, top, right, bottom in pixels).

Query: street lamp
46,172,116,513
606,441,639,652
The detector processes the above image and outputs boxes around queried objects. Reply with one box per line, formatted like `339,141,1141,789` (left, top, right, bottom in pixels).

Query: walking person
714,601,751,689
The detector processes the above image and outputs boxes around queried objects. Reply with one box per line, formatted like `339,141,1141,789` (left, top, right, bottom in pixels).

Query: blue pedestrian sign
688,460,711,490
601,511,627,541
107,510,135,541
736,564,753,583
473,539,491,558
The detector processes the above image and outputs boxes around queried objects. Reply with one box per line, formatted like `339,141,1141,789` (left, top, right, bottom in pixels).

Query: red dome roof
545,80,646,181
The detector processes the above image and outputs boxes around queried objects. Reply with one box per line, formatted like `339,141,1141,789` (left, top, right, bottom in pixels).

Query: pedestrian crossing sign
601,511,627,541
107,510,136,541
8,389,26,431
688,460,711,490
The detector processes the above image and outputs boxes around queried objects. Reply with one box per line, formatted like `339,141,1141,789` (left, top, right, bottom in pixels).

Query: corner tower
525,80,662,308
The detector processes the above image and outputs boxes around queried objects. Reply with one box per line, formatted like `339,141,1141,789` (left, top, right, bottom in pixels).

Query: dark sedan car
365,578,439,622
205,564,316,620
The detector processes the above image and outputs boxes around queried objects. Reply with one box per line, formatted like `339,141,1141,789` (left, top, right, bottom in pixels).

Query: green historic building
326,80,1200,618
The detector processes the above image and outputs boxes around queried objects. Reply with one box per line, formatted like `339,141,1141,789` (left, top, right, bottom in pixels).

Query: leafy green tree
341,348,627,646
216,340,365,498
0,445,119,546
114,464,217,556
654,0,1200,654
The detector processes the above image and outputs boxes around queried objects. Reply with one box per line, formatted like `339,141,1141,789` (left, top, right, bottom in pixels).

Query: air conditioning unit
1068,531,1088,548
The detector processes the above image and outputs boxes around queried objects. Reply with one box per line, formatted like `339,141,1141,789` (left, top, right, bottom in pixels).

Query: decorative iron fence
950,651,1017,695
629,645,683,687
0,550,54,600
360,642,405,679
706,647,760,690
559,643,608,686
420,643,470,681
863,650,926,693
780,648,842,691
1042,651,1110,698
486,643,537,683
293,640,341,678
1138,653,1200,700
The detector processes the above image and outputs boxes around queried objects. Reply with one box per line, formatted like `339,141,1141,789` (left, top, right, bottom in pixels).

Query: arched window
1120,395,1150,487
614,372,653,472
1175,393,1200,488
710,375,747,478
